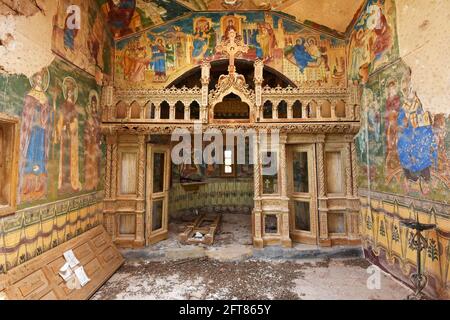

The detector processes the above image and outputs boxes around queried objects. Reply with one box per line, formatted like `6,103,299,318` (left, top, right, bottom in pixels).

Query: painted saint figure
19,69,52,202
56,77,82,193
84,91,102,191
385,80,401,175
397,90,437,194
152,38,167,80
286,38,315,73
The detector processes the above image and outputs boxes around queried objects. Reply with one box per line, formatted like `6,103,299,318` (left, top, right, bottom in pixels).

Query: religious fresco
348,0,399,84
52,0,114,80
356,60,450,202
97,0,192,38
0,57,105,208
114,11,347,89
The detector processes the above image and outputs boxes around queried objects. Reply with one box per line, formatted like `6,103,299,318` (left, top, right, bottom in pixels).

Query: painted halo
29,67,50,92
62,76,79,104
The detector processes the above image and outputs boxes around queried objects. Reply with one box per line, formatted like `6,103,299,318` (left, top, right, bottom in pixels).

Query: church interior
0,0,449,301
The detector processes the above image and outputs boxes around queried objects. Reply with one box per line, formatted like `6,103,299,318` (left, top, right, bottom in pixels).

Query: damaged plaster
396,0,450,114
0,0,55,77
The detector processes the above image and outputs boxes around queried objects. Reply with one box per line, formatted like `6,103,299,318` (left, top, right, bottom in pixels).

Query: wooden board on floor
179,213,222,245
3,225,124,300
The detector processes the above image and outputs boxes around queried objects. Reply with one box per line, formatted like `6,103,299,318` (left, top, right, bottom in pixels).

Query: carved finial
216,29,249,75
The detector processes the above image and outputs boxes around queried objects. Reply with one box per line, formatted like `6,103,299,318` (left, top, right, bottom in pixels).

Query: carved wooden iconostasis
101,14,361,249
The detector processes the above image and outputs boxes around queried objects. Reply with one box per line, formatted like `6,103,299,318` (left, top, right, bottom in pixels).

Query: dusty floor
92,258,412,300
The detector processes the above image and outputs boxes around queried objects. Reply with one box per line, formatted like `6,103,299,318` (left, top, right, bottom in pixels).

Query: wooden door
145,145,171,245
287,144,318,245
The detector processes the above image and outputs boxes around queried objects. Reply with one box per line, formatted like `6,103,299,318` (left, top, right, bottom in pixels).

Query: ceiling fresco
98,0,366,38
97,0,192,38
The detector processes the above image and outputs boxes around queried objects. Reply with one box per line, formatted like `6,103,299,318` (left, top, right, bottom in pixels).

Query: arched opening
116,101,128,119
175,101,185,120
307,101,318,119
293,100,302,118
335,100,346,118
168,59,297,90
160,101,170,119
146,102,156,119
190,101,200,120
214,93,250,120
130,101,141,119
263,101,273,119
278,100,288,119
321,100,332,118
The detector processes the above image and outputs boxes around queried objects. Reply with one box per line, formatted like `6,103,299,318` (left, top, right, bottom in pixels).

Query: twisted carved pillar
252,134,263,247
316,139,329,244
346,142,353,197
351,142,358,197
136,135,146,243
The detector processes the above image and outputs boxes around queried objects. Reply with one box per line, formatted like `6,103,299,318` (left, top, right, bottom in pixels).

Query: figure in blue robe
152,40,166,77
192,29,207,60
397,105,437,182
292,38,315,73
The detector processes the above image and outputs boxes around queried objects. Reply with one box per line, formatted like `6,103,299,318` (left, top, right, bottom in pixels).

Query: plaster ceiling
98,0,365,38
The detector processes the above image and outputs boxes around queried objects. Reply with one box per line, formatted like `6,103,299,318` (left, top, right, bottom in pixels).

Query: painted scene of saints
56,77,82,193
19,68,53,203
84,91,102,191
192,18,217,63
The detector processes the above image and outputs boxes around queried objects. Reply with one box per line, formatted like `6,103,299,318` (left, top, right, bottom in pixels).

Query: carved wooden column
273,104,279,120
345,139,353,198
155,104,161,120
302,104,308,119
316,135,329,246
317,101,323,120
331,101,337,120
135,134,146,245
252,133,263,248
287,102,293,119
201,60,211,123
184,105,190,121
279,133,292,248
254,59,263,122
169,103,175,120
104,133,118,240
349,138,361,240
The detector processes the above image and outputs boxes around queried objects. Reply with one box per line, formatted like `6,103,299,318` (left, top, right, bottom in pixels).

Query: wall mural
97,0,192,38
53,0,113,80
356,60,450,202
0,57,105,209
348,0,399,84
114,11,347,89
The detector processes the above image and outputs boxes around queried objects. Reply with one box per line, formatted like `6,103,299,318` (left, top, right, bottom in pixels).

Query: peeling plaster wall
352,0,450,299
396,0,450,114
0,1,107,272
0,1,57,76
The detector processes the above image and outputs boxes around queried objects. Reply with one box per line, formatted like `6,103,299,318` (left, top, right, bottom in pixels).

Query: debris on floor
92,258,412,300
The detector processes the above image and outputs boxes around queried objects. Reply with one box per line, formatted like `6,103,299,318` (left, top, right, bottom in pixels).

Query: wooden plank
3,225,124,300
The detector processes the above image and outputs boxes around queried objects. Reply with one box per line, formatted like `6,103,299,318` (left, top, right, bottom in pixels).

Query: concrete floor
92,214,412,300
92,258,412,300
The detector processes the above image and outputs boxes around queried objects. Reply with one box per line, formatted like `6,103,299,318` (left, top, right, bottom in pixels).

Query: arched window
335,100,346,118
130,101,141,119
214,93,250,120
263,101,273,119
321,100,331,118
175,101,185,120
190,101,200,120
293,100,302,118
278,100,288,119
160,101,170,119
146,102,156,119
116,101,127,119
